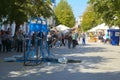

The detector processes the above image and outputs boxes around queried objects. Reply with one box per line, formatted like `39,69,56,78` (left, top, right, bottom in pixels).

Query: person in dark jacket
16,30,24,52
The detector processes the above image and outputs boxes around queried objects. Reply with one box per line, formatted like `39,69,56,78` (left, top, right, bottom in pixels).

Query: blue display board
29,18,49,34
29,18,42,33
108,29,120,45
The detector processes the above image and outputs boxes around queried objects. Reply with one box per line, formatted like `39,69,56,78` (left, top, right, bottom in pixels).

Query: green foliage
54,0,75,28
89,0,120,27
0,0,54,26
81,4,101,31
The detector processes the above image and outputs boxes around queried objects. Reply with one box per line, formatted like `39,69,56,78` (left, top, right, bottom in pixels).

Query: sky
56,0,88,20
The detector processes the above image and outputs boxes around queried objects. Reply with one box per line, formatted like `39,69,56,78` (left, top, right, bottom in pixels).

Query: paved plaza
0,42,120,80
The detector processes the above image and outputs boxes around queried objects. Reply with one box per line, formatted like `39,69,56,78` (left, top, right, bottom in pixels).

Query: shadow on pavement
0,43,120,80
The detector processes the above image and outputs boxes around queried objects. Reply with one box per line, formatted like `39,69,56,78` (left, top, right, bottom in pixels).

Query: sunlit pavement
0,42,120,80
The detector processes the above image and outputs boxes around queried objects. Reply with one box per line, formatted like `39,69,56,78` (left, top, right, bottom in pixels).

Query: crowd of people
0,28,87,53
47,29,86,49
98,32,110,43
0,29,24,52
88,31,110,44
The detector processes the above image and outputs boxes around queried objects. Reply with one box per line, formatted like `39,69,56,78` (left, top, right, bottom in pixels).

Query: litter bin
108,29,120,45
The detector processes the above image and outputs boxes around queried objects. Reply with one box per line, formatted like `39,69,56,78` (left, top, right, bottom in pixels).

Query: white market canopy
95,23,109,30
88,23,109,32
56,24,70,31
56,24,71,36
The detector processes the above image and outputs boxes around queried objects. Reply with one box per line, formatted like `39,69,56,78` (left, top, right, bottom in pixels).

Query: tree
54,0,75,28
81,4,101,31
0,0,54,31
88,0,120,27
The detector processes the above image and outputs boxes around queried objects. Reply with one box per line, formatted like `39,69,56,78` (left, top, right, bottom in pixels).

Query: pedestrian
98,32,103,43
72,31,78,48
47,32,52,48
67,34,72,49
61,35,65,46
1,31,9,52
5,31,10,51
16,30,24,52
0,31,2,52
13,32,18,51
105,32,110,43
81,32,86,45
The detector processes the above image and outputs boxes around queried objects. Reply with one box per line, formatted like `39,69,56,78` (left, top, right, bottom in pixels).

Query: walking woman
81,32,86,45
